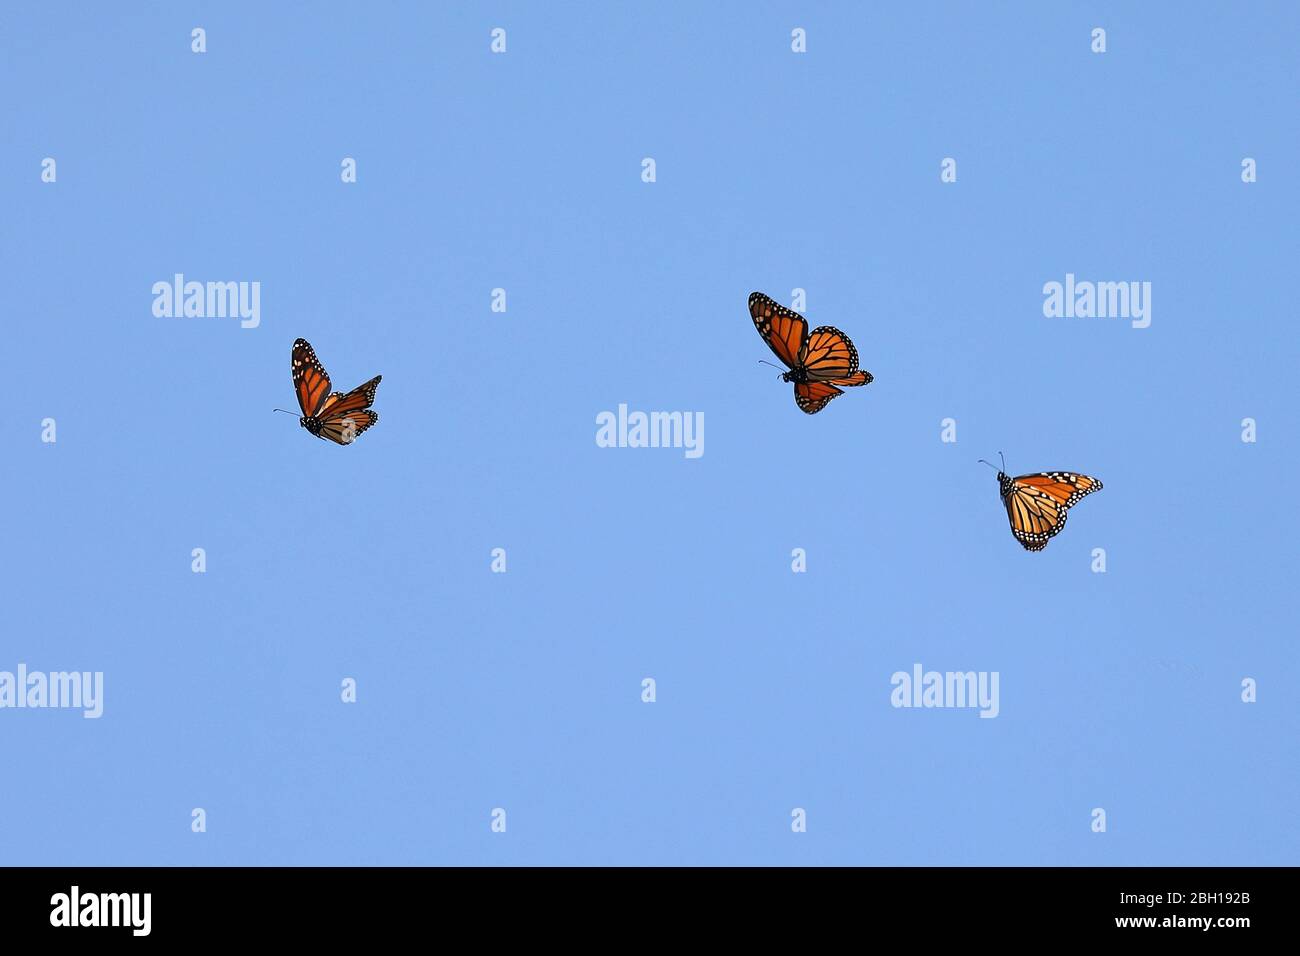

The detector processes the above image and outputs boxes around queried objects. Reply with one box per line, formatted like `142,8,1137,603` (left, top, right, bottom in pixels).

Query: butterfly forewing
320,376,381,418
749,292,807,370
292,338,332,417
1013,472,1102,508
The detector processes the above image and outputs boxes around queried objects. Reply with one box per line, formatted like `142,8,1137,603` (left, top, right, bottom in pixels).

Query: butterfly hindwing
1005,483,1064,550
749,292,807,370
319,409,379,445
793,380,844,414
292,338,332,417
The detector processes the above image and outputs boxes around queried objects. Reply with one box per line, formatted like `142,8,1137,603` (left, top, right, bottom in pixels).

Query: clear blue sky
2,2,1296,865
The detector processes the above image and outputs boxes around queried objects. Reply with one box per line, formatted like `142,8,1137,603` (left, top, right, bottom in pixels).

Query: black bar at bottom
0,866,1282,941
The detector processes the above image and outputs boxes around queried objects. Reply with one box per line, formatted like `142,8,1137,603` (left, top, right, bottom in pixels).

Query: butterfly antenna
272,408,297,416
977,459,998,472
999,451,1006,473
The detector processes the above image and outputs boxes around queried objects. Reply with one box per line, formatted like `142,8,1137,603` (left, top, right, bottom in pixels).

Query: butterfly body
748,292,872,414
993,468,1102,551
290,338,381,445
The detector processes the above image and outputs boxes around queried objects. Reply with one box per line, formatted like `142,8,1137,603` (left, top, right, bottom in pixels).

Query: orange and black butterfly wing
1013,472,1103,509
749,292,807,371
292,338,331,417
1004,484,1064,551
319,409,379,444
801,326,860,381
793,380,844,415
319,375,381,418
827,369,873,387
1004,472,1102,550
318,375,381,444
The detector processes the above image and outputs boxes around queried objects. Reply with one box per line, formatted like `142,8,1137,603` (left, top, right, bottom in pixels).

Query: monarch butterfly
276,338,381,444
981,454,1102,551
748,292,873,414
